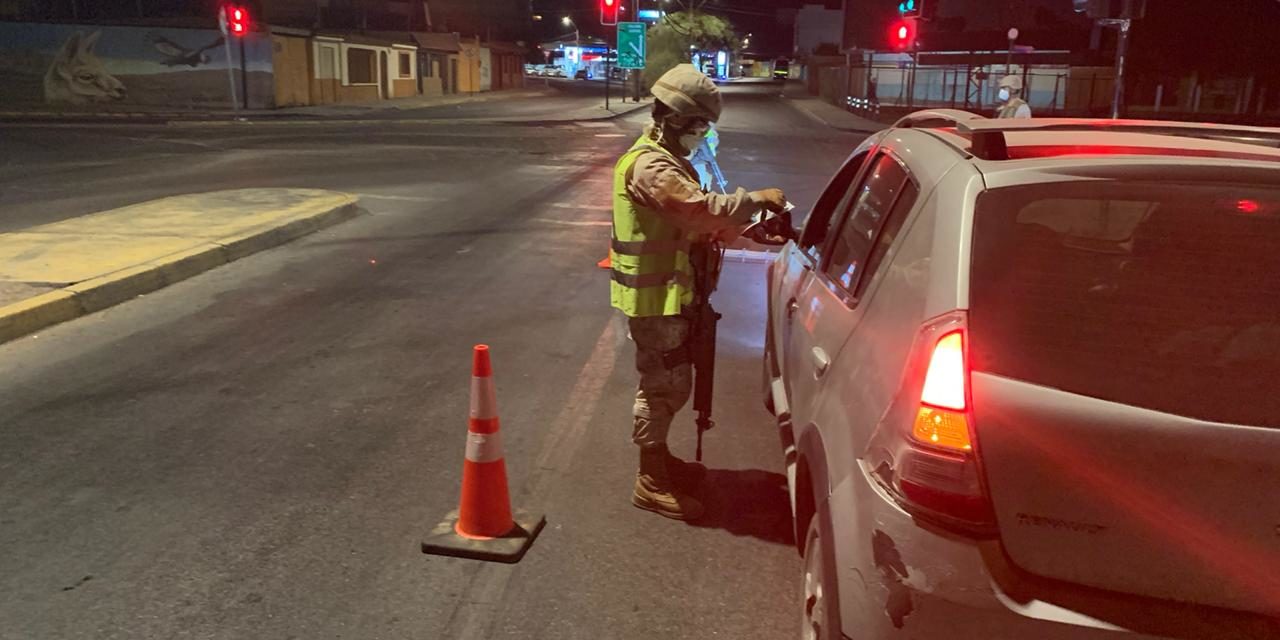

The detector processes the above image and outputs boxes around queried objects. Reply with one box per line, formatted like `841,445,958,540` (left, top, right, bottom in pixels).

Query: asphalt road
0,83,866,639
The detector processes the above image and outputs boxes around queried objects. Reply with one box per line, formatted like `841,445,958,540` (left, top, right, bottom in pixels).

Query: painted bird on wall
147,33,226,67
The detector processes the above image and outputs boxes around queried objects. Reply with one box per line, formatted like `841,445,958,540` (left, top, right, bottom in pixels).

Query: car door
785,152,918,449
771,148,873,393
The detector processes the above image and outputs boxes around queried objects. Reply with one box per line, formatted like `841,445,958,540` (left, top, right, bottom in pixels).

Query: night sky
11,0,1280,79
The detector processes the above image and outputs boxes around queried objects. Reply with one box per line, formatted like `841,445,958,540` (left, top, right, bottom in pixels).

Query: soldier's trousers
628,314,692,448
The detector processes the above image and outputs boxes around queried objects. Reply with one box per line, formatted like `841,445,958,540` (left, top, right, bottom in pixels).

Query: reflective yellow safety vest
610,136,698,318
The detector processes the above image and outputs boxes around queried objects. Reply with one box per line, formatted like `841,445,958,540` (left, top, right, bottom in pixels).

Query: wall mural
0,21,275,110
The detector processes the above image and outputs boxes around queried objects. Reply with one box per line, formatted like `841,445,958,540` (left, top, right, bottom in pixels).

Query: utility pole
632,0,641,102
1078,0,1145,119
1005,27,1018,76
218,5,238,111
1110,18,1130,119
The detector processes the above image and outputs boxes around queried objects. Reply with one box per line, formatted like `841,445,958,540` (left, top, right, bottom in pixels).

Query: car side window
854,179,919,299
798,151,871,260
822,154,910,296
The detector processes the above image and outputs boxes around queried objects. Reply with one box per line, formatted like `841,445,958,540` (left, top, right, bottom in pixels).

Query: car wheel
800,516,832,640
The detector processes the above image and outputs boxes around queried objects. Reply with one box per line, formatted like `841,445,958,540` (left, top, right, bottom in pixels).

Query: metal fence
814,58,1279,122
819,61,1118,116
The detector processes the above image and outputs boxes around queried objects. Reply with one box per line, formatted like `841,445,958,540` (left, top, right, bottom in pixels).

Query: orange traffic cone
422,345,544,563
597,240,611,269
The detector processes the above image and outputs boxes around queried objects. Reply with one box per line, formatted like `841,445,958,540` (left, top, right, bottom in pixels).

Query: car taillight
873,312,995,534
914,331,973,452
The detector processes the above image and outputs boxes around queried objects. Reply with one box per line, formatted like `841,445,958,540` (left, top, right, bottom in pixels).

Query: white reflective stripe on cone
470,376,497,420
465,431,504,463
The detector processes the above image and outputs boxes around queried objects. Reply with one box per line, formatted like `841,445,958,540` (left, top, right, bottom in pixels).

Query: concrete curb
0,95,653,129
783,96,885,134
0,198,359,345
0,89,586,127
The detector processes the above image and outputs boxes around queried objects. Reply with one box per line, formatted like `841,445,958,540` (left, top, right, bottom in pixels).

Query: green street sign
617,22,646,69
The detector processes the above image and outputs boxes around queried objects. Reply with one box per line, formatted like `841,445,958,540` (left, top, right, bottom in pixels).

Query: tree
643,10,739,91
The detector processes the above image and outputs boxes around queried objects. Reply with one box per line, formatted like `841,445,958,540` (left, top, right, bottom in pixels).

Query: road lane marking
534,218,611,227
447,318,623,640
723,248,776,263
547,202,611,211
356,193,447,202
593,133,626,138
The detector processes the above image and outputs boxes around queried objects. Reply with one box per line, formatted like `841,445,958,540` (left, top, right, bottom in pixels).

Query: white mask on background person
998,88,1011,102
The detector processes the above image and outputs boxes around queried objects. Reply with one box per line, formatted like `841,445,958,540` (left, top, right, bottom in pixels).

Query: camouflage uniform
629,313,693,447
622,124,763,448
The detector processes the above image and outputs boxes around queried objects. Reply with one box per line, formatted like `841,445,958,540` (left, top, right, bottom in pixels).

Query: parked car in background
763,111,1280,639
574,68,589,80
773,58,790,79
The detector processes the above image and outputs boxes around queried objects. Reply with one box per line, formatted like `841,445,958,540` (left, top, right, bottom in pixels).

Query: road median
0,189,359,345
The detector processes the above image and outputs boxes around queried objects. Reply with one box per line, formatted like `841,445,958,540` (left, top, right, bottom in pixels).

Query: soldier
609,64,787,520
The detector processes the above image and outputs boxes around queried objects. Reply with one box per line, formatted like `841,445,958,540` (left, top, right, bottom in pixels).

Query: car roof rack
892,109,987,130
955,118,1280,161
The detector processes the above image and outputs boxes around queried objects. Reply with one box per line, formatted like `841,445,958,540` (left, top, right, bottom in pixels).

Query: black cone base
421,508,545,564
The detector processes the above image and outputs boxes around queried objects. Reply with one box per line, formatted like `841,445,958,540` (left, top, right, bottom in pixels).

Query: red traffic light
891,19,915,50
224,4,250,36
600,0,618,25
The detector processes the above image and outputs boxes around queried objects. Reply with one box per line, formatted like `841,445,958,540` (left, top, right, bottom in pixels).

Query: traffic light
224,4,250,36
890,19,916,51
600,0,618,25
896,0,933,20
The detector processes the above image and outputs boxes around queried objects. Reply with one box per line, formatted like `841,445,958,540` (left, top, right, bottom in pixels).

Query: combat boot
633,446,705,521
657,443,706,491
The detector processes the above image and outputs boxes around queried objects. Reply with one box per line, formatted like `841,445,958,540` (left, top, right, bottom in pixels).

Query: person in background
996,75,1032,119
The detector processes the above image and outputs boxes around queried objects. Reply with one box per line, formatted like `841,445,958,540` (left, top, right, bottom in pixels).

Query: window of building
399,52,412,78
347,48,375,84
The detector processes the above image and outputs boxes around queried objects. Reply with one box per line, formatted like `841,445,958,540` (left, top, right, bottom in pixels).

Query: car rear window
969,181,1280,427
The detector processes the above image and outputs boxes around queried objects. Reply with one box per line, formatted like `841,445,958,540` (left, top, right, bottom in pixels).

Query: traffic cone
422,345,545,563
597,239,611,269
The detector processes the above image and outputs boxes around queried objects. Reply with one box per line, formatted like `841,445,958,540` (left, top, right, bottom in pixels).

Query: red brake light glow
920,331,966,410
1236,199,1261,214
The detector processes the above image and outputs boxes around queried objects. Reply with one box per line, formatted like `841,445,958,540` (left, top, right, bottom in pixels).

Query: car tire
800,515,836,640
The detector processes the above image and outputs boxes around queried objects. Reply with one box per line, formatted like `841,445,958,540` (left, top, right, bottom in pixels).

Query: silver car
763,112,1280,639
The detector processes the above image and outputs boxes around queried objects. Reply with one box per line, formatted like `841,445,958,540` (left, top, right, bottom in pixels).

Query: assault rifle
688,240,723,462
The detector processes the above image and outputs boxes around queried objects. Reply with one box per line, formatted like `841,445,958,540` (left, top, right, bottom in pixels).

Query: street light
562,15,579,44
561,16,580,78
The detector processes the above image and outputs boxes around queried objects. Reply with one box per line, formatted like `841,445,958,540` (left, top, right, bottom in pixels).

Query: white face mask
998,88,1011,102
679,132,704,155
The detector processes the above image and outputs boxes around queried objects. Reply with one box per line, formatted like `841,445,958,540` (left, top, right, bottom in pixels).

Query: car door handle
787,298,799,318
811,347,831,378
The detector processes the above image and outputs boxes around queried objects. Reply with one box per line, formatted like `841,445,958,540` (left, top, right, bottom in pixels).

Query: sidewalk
272,88,552,118
0,86,614,125
0,189,357,344
780,82,886,133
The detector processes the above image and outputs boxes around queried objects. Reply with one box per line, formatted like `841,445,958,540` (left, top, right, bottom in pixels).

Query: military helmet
651,64,722,122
